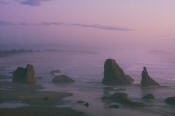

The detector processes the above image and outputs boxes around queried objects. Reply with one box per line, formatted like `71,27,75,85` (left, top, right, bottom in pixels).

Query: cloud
70,23,132,31
0,0,51,6
19,0,51,6
0,20,132,31
0,20,15,25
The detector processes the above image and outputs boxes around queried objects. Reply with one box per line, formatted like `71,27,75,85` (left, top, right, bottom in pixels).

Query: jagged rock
142,94,155,99
52,75,74,83
165,97,175,105
102,92,145,107
141,67,160,87
12,64,36,84
102,59,134,85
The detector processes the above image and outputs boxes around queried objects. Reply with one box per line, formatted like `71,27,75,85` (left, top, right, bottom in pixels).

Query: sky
0,0,175,50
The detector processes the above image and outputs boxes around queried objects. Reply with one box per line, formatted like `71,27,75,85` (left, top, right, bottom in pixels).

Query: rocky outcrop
141,67,160,87
102,59,134,85
102,92,145,107
12,64,36,84
52,75,74,83
165,97,175,105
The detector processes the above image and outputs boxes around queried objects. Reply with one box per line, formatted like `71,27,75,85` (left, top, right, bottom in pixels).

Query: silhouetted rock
84,103,89,107
12,64,36,84
165,97,175,105
76,101,89,107
102,59,134,85
52,75,74,83
102,92,145,107
141,67,160,87
142,94,155,99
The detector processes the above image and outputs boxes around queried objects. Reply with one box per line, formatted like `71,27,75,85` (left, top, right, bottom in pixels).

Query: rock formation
141,67,160,87
102,92,145,107
52,75,74,83
102,59,134,85
12,64,36,84
165,97,175,105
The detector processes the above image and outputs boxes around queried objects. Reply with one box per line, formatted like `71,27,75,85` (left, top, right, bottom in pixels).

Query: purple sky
0,0,175,50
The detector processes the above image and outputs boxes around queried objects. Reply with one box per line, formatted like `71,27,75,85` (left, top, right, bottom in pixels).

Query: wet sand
0,107,84,116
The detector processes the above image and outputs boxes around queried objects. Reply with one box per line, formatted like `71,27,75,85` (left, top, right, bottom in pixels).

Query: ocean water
0,48,175,116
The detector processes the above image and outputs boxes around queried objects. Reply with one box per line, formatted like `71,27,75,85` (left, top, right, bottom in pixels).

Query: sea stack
141,67,160,87
12,64,36,84
102,59,134,85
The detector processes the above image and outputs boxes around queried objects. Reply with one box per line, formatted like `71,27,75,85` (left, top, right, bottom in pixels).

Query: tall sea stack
13,64,36,84
141,67,160,87
102,59,134,85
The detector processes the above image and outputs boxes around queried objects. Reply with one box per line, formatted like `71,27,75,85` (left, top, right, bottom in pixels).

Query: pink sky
0,0,175,49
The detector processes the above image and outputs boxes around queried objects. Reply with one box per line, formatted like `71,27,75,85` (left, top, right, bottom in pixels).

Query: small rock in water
84,103,89,107
12,64,36,84
77,101,89,107
165,97,175,105
141,67,160,87
52,75,74,83
142,94,155,100
102,59,134,85
102,92,145,107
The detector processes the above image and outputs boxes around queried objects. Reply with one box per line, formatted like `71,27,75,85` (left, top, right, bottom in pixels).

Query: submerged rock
102,59,134,85
142,94,155,100
77,101,89,107
52,75,74,83
12,64,36,84
165,97,175,105
141,67,160,87
102,92,145,107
